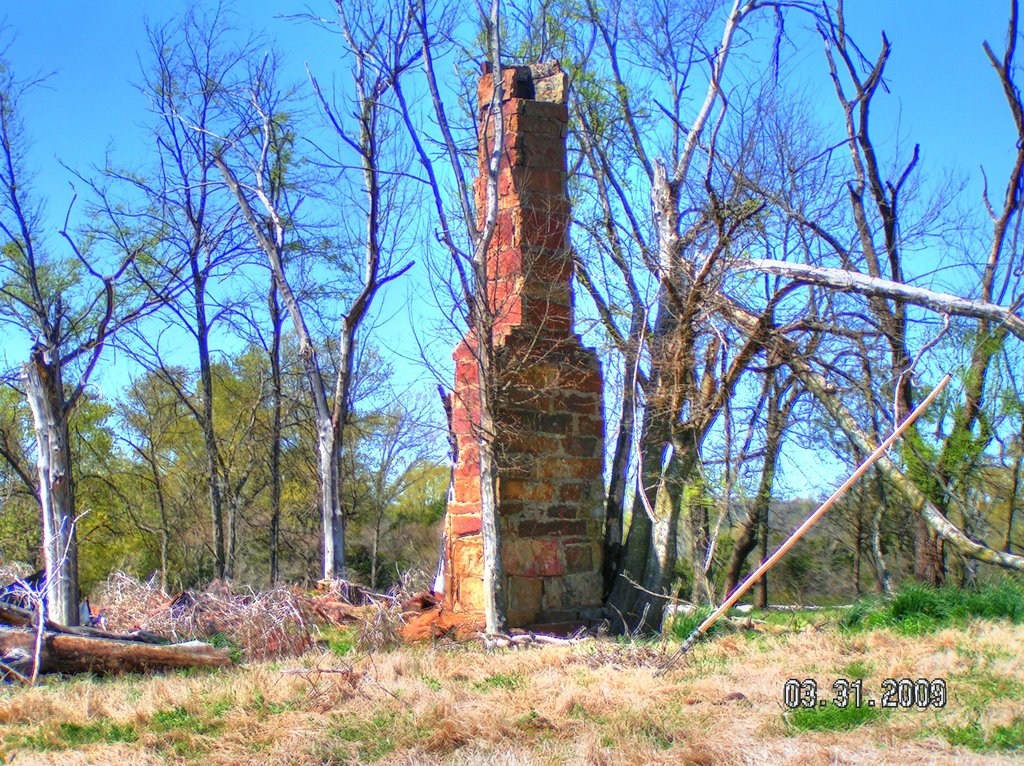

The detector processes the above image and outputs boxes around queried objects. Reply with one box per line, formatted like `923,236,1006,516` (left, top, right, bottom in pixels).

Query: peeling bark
22,345,80,627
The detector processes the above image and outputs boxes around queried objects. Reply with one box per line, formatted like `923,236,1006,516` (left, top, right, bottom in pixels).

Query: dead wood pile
0,601,232,680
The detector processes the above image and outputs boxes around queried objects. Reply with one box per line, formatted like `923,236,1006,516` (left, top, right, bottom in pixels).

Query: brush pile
91,573,326,660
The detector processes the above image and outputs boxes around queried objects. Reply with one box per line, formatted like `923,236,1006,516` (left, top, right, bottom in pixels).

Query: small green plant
785,704,885,733
3,720,139,751
59,721,139,746
473,672,522,691
421,675,442,692
665,607,724,641
637,720,675,749
841,660,873,680
320,625,359,656
207,632,244,664
149,705,223,736
331,711,400,762
943,717,1024,752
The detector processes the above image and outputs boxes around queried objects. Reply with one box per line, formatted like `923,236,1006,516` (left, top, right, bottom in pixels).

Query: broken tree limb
0,626,232,676
717,296,1024,573
728,258,1024,342
788,353,1024,572
659,374,950,673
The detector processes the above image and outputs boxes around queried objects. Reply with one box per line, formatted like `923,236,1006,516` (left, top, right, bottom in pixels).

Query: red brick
565,544,595,573
500,479,555,503
558,483,584,501
450,514,481,537
519,519,588,537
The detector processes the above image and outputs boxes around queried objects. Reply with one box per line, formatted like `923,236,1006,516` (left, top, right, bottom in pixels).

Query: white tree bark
730,258,1024,340
22,346,80,626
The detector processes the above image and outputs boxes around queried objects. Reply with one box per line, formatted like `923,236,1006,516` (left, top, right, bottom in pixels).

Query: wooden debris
0,626,231,677
399,606,483,641
482,632,588,649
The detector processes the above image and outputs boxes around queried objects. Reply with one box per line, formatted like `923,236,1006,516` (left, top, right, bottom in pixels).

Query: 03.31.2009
783,678,947,709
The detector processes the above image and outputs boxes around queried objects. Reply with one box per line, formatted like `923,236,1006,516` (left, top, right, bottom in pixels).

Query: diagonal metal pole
659,373,952,674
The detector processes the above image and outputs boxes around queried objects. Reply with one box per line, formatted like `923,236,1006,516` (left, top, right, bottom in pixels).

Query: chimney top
477,61,567,109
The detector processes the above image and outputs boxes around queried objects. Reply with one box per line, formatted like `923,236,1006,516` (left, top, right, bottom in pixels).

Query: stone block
451,536,483,576
506,576,543,621
542,576,565,610
565,543,595,573
558,483,583,501
503,538,564,577
456,575,483,611
500,479,555,503
563,572,603,607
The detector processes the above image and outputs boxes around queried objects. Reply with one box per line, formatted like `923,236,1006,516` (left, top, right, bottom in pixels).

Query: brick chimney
442,62,605,629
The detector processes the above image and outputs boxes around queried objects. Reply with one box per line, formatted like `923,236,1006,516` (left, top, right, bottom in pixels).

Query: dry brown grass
1,620,1022,765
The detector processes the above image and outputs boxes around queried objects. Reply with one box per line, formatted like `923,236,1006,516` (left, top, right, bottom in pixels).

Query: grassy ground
2,616,1023,765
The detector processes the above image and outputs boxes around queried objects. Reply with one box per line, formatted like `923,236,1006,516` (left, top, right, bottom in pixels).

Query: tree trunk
602,353,636,598
605,395,664,629
1006,445,1021,552
269,280,283,584
0,627,231,676
477,338,506,634
853,497,863,594
685,482,713,604
22,345,80,627
192,277,225,580
317,419,345,580
370,517,381,590
723,380,786,597
225,495,238,580
756,505,768,608
148,449,170,593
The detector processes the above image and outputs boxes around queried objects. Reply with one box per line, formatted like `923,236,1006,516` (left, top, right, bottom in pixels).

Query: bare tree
215,8,414,580
0,58,158,624
97,4,262,581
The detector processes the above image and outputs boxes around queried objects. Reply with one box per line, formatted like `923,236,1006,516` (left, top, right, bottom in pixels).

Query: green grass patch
665,607,717,642
149,705,224,736
841,581,1024,635
207,632,244,664
785,704,885,733
943,718,1024,752
320,625,359,656
473,672,522,691
421,675,442,692
331,711,403,762
841,660,873,680
3,719,139,752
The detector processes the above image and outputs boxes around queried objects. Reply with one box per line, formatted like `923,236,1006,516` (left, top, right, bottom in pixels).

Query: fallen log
0,602,166,644
0,626,232,677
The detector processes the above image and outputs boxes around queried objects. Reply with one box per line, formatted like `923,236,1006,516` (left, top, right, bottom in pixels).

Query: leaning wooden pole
660,373,952,673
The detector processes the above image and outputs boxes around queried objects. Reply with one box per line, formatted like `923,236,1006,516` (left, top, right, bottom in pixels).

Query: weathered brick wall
443,62,605,629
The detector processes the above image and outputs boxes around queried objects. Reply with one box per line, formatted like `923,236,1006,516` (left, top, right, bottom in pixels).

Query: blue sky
2,1,1021,497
